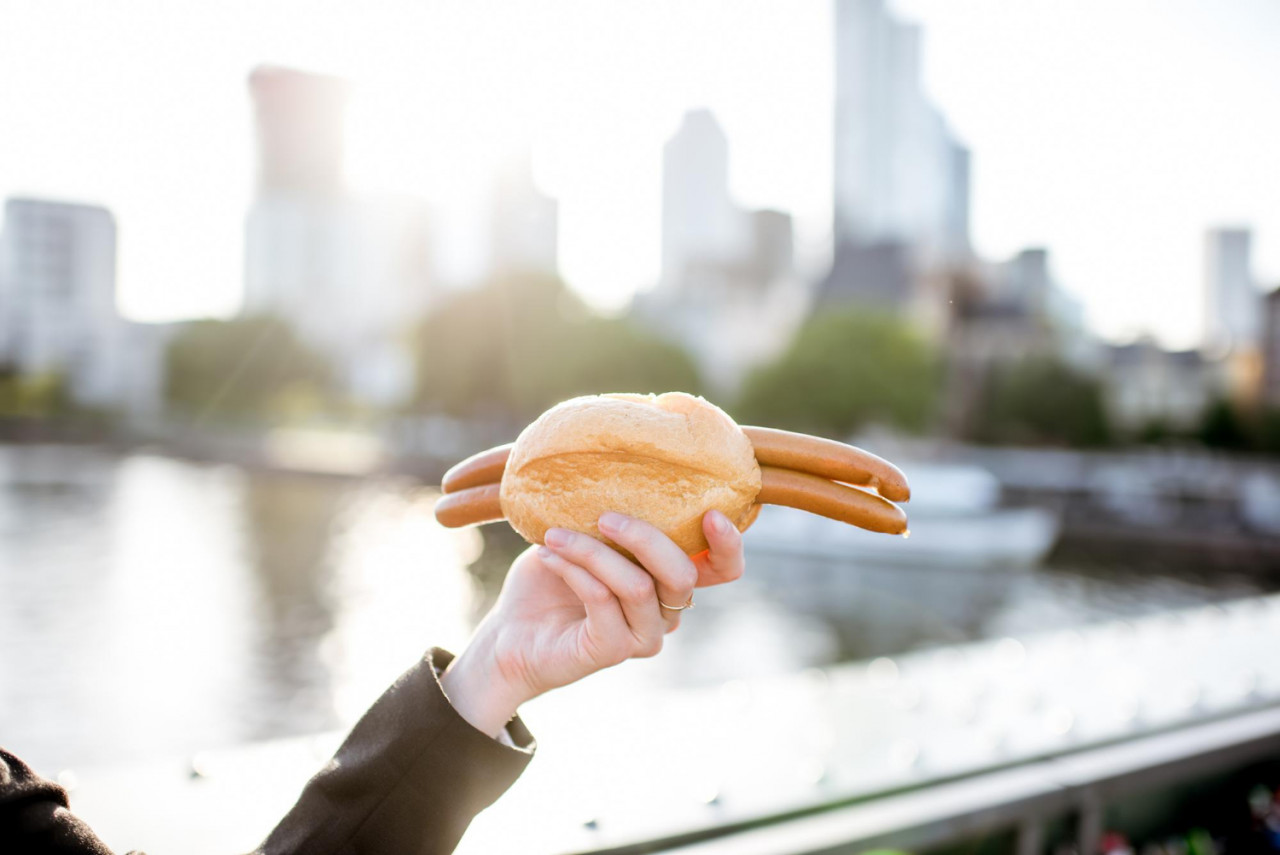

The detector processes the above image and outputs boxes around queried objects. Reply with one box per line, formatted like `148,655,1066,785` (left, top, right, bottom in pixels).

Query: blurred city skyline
1,0,1277,348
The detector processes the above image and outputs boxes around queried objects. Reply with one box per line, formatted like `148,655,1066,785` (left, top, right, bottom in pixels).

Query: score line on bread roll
434,392,910,555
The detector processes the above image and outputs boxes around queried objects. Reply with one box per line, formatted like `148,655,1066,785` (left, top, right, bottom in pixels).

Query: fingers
543,528,666,655
597,512,696,627
536,547,634,665
692,510,745,587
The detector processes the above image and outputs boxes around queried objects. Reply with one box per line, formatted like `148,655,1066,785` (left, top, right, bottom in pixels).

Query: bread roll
500,392,762,555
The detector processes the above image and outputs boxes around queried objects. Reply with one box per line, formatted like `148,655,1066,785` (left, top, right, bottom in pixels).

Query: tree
411,274,701,419
164,316,333,420
1197,399,1253,452
974,357,1111,447
0,364,70,418
734,309,940,436
1258,409,1280,455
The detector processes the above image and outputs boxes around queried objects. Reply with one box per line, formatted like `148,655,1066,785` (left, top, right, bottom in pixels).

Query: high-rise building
244,65,432,406
1263,288,1280,408
636,111,807,394
248,66,348,198
490,155,559,277
661,110,744,286
747,210,794,287
832,0,969,259
1204,227,1259,354
0,198,123,405
0,197,171,418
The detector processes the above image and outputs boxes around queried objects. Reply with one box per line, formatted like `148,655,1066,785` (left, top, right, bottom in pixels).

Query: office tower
0,198,125,406
249,66,348,197
490,154,559,277
640,112,808,394
1263,288,1280,408
243,65,432,405
244,66,351,322
832,0,969,259
1204,228,1259,353
747,209,794,286
661,109,744,286
1000,248,1051,317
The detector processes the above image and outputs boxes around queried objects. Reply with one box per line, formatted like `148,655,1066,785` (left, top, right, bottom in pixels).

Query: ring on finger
659,595,695,612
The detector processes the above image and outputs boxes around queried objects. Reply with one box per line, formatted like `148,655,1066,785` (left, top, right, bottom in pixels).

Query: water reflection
239,476,347,741
1,446,1275,773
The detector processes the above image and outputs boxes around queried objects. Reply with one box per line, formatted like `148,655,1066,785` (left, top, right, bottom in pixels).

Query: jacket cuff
431,647,535,752
258,647,535,855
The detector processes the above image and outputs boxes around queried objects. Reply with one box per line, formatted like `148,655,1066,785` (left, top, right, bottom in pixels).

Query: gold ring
659,596,694,612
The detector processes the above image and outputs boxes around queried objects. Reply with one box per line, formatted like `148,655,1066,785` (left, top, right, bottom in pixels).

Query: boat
746,462,1060,568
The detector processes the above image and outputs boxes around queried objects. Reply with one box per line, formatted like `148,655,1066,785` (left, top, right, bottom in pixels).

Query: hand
440,509,745,737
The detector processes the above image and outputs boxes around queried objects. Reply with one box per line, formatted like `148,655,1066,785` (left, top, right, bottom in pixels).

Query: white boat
745,462,1060,568
1241,470,1280,535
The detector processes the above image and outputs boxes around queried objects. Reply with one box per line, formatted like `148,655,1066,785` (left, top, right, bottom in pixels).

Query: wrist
440,623,534,739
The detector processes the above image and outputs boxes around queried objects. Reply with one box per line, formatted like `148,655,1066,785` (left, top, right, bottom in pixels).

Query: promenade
65,592,1280,854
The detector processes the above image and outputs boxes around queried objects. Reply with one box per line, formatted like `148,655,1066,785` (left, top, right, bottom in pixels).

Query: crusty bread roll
500,392,762,555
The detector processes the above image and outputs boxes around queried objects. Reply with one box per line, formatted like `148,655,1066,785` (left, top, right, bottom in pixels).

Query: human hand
440,509,745,737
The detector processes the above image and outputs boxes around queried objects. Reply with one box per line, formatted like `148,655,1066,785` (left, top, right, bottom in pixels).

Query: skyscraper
832,0,969,259
637,111,807,394
248,66,348,198
243,65,433,406
490,154,559,277
661,109,744,287
0,198,123,406
1204,227,1259,354
1262,288,1280,408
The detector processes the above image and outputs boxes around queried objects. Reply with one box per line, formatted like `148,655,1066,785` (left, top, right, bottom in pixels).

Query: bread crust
500,392,762,555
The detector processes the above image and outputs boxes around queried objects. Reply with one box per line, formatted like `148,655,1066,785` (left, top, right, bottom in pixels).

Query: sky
0,0,1277,347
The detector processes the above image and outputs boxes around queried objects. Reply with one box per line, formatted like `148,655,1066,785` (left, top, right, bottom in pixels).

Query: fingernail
598,512,627,536
545,529,569,548
710,511,730,534
537,545,555,561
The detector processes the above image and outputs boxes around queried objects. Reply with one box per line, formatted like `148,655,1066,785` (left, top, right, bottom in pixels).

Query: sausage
434,483,504,528
744,426,910,503
435,469,906,535
757,466,907,534
441,444,512,494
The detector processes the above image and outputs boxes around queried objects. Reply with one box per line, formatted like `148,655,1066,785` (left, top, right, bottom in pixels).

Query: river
2,444,1274,773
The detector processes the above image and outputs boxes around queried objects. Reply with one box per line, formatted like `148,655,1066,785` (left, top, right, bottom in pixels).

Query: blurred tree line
0,364,69,418
410,274,699,420
157,274,1280,454
164,316,333,422
734,311,938,434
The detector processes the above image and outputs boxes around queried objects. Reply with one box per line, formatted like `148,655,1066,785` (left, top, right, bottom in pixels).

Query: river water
2,445,1274,773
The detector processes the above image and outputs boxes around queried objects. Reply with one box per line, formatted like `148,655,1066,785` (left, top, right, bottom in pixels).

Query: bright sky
1,0,1277,348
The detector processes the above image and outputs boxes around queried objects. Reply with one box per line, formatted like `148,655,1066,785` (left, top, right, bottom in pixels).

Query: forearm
257,648,534,855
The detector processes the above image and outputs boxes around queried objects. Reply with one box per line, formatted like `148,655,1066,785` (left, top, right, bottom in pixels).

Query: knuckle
582,583,613,606
622,576,655,603
673,564,698,591
723,560,745,582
